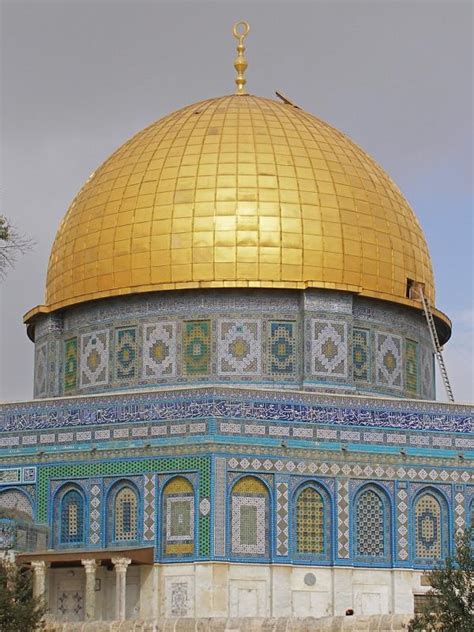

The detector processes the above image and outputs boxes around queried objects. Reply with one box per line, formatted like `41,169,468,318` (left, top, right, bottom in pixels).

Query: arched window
296,487,324,555
414,493,443,560
163,477,194,557
0,489,33,520
60,489,84,545
355,487,389,560
114,486,138,542
231,476,269,557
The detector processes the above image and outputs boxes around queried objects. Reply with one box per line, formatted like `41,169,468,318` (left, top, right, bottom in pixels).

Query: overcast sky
1,0,472,403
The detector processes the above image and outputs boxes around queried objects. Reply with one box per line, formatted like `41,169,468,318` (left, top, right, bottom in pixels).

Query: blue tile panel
32,289,436,400
12,451,469,570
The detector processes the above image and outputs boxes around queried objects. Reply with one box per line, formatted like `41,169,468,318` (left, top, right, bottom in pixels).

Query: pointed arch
55,484,86,547
230,475,270,558
0,488,33,520
413,488,449,563
293,481,332,561
353,483,392,563
162,476,195,558
106,480,140,545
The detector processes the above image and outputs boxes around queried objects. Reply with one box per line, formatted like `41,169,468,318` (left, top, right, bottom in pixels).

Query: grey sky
1,0,472,402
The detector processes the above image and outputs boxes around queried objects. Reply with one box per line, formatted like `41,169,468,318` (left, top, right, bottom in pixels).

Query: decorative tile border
275,477,290,556
1,388,472,434
0,466,36,485
89,480,101,545
226,456,472,486
143,473,156,542
214,457,226,557
337,479,350,558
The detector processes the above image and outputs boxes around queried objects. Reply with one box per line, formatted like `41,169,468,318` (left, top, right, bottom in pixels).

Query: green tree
407,528,474,632
0,559,47,632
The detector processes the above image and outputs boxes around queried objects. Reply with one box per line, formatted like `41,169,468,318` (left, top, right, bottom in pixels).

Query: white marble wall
48,566,140,621
46,563,429,621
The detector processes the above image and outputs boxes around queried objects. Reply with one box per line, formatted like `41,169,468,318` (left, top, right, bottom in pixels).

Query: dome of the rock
5,22,471,629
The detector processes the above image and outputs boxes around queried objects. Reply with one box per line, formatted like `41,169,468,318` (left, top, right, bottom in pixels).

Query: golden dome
27,94,446,325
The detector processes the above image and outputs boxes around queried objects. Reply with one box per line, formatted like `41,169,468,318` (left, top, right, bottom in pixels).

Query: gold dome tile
25,94,449,329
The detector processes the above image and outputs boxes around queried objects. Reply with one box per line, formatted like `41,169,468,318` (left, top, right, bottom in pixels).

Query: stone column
81,559,99,621
112,557,131,621
31,560,47,603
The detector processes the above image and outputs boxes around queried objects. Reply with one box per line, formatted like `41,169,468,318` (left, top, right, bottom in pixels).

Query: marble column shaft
31,560,47,602
81,559,99,621
112,557,131,621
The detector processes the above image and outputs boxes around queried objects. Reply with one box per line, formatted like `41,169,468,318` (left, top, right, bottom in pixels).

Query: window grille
355,489,385,556
60,489,84,545
296,487,324,554
415,494,442,559
114,487,138,541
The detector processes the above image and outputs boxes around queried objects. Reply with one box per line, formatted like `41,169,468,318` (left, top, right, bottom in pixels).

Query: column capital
81,559,100,573
111,557,131,572
31,560,49,572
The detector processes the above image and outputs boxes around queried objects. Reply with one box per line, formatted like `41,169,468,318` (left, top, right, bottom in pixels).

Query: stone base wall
45,614,413,632
43,564,425,621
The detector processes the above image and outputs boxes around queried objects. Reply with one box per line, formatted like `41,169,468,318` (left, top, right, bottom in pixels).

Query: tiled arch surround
32,289,434,400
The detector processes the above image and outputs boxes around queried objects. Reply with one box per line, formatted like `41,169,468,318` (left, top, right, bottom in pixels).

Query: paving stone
44,616,415,632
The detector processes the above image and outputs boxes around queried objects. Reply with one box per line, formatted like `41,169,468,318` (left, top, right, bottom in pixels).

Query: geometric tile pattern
420,345,434,399
415,493,442,559
405,339,418,394
36,455,211,558
80,330,109,388
57,590,84,621
396,486,409,560
454,490,465,537
60,489,84,545
352,328,370,382
355,489,384,556
114,486,138,541
226,456,471,486
199,498,210,516
48,338,60,397
34,341,48,397
214,457,227,557
276,479,289,556
163,477,194,556
34,286,438,399
375,332,402,388
170,582,190,617
64,338,78,392
269,322,296,377
143,473,156,542
312,319,348,377
183,321,210,376
336,479,350,558
143,322,177,379
231,476,268,556
217,319,261,375
115,327,138,382
231,495,266,555
89,482,101,545
166,496,193,539
296,487,324,554
0,489,33,518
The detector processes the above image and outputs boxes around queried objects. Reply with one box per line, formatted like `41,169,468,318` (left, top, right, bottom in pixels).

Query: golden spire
233,21,250,95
